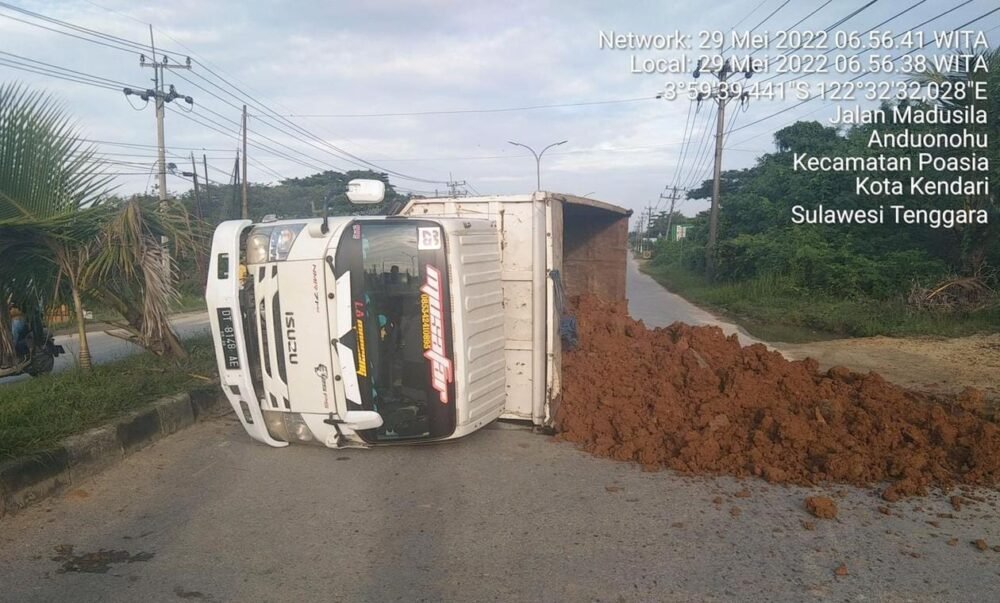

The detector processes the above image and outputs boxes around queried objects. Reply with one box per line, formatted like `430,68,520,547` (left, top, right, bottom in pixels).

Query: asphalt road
624,257,761,345
1,417,998,602
2,265,998,601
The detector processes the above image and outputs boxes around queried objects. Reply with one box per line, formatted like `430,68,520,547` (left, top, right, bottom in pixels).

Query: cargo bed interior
560,199,630,303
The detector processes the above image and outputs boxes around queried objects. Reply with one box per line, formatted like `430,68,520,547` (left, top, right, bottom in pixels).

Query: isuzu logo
420,265,453,404
285,312,298,364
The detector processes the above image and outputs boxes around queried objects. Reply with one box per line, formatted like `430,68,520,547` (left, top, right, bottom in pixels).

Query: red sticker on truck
420,265,453,404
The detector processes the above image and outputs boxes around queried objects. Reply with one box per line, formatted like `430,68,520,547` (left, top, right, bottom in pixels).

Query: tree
914,48,1000,274
0,82,111,366
0,82,192,369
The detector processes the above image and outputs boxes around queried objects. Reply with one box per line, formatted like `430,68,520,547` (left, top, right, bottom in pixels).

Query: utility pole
241,105,249,219
203,153,210,211
186,153,204,277
638,214,647,254
661,186,679,241
709,89,726,277
693,57,751,279
446,173,468,198
232,152,241,220
634,215,643,254
124,27,193,276
125,27,194,207
646,203,654,253
189,152,201,215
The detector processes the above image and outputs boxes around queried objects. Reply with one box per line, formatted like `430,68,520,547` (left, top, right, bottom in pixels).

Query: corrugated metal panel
444,220,507,426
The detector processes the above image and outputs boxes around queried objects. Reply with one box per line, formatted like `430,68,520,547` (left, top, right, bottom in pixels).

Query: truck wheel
26,350,55,376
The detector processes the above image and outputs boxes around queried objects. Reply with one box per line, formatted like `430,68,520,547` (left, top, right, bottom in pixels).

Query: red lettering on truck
420,265,453,404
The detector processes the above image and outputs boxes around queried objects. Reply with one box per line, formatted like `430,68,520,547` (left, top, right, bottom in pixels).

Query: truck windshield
334,220,456,442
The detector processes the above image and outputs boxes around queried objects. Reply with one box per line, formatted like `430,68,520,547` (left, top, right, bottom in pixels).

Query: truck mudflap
206,220,288,448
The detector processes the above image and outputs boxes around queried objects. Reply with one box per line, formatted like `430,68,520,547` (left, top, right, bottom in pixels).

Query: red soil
805,496,838,519
555,296,1000,498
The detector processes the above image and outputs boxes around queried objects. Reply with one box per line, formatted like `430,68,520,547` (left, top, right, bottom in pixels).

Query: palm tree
0,82,110,368
0,82,193,370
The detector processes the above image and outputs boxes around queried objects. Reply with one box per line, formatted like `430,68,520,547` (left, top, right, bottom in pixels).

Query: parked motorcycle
0,311,64,378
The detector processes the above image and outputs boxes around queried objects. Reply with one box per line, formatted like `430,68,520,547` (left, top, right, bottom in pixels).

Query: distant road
625,257,761,345
0,312,210,385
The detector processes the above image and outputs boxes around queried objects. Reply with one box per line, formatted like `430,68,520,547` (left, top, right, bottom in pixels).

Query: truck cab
206,192,629,449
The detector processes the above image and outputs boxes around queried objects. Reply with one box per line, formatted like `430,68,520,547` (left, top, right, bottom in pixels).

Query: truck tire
26,350,55,376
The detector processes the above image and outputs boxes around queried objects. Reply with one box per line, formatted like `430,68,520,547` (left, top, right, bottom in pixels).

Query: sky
1,0,998,225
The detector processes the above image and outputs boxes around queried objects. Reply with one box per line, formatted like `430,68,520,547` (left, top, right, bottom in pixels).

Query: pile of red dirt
555,296,1000,498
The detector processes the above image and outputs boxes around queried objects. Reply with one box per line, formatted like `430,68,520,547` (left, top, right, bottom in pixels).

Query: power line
165,105,330,174
731,4,1000,135
3,3,448,185
667,100,696,192
721,0,795,54
113,2,377,181
754,0,884,66
662,0,794,216
746,0,794,34
677,109,717,191
725,103,831,149
745,0,838,59
184,63,450,184
0,51,142,89
0,57,126,91
165,70,359,174
776,0,836,32
178,64,449,184
656,100,696,213
77,138,237,152
0,1,184,55
729,0,771,33
246,156,285,182
0,11,138,54
758,0,961,85
683,102,742,193
186,101,362,175
825,0,882,33
275,96,657,117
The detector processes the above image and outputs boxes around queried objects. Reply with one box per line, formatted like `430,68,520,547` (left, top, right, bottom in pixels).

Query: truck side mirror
346,179,386,204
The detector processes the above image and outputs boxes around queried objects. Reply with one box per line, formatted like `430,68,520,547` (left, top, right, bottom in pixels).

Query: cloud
3,0,988,222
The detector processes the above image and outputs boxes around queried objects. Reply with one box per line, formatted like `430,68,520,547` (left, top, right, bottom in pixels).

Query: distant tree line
650,49,999,303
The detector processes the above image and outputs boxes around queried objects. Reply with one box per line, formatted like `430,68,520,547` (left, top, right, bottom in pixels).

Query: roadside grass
0,335,219,461
641,262,1000,342
172,292,208,314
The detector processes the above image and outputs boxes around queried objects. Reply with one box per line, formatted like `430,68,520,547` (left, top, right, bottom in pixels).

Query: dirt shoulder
629,258,998,405
776,334,1000,405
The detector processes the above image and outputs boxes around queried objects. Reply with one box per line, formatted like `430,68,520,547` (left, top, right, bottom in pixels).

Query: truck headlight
283,411,315,442
262,410,315,443
269,225,304,261
246,224,305,264
247,231,270,264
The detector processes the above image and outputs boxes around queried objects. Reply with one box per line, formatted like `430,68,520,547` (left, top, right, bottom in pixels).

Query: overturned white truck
206,188,629,448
